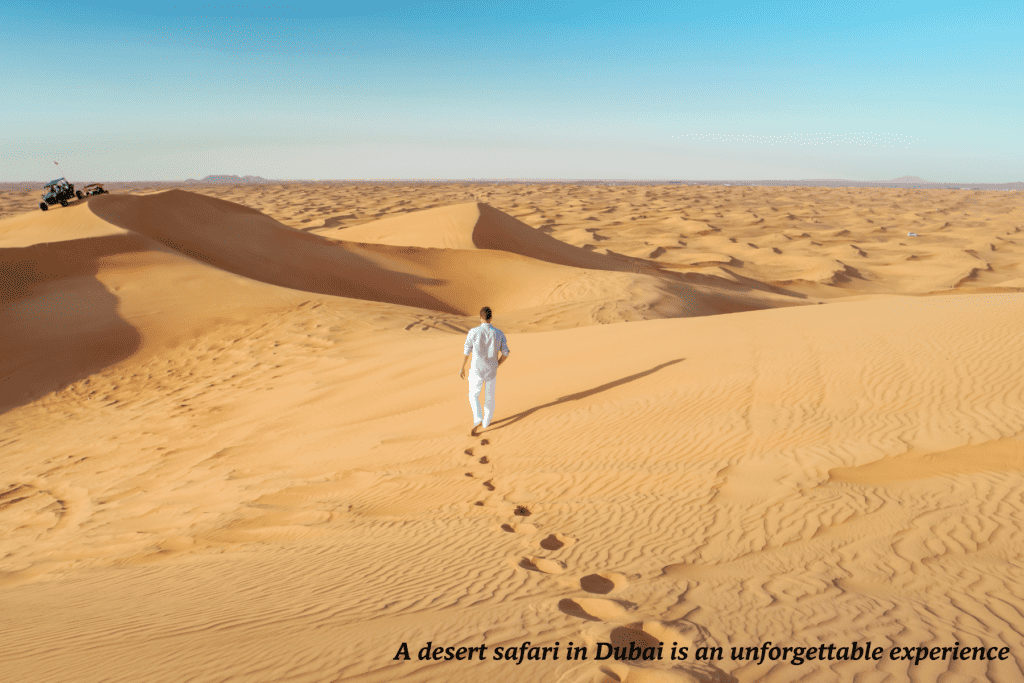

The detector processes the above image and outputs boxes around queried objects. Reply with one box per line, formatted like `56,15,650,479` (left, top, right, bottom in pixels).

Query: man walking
460,306,510,436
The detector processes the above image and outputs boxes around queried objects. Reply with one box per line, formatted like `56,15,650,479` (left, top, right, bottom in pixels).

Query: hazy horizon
3,0,1021,183
7,176,1021,187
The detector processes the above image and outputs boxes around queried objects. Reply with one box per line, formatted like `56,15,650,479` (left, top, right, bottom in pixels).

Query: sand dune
332,201,640,272
89,190,465,314
2,183,1024,683
84,190,799,326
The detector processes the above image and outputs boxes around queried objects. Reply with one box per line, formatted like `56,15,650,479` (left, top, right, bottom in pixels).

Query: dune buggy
82,183,107,197
39,177,82,211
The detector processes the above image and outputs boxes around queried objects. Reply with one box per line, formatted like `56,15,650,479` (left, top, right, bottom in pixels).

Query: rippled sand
2,182,1023,682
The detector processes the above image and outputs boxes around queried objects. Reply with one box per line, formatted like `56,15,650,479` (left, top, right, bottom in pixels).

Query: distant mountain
191,175,268,184
884,176,931,183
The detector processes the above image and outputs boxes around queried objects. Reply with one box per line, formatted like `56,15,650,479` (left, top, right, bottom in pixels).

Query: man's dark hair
480,306,492,321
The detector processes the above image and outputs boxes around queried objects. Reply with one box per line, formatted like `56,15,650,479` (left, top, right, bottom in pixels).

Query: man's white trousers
468,373,496,428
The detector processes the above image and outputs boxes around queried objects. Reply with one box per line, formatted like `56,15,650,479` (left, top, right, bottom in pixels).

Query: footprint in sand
540,532,576,551
599,662,722,682
0,481,86,537
579,572,629,595
461,446,494,490
608,623,679,649
548,557,730,681
588,622,726,682
518,556,566,574
470,438,569,581
557,597,634,622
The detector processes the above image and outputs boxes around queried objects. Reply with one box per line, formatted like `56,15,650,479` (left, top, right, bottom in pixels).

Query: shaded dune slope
89,191,461,315
0,204,312,413
0,233,145,413
334,201,640,272
320,198,812,316
328,200,815,300
86,192,633,318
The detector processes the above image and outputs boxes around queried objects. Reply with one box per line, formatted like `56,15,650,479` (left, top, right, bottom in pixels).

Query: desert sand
2,182,1023,682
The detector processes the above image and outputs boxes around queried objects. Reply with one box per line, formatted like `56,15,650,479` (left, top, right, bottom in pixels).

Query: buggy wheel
40,202,48,211
61,199,68,207
76,190,84,200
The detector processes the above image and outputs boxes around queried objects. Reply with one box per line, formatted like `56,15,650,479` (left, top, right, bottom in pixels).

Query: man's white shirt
464,323,510,381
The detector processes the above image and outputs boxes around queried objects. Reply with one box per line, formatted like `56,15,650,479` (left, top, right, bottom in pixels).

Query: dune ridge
85,190,803,325
88,191,462,314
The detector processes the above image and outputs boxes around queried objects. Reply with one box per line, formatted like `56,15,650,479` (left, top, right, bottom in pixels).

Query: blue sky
2,0,1021,181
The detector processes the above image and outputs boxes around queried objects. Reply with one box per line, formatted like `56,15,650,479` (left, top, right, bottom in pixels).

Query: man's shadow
488,358,685,432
